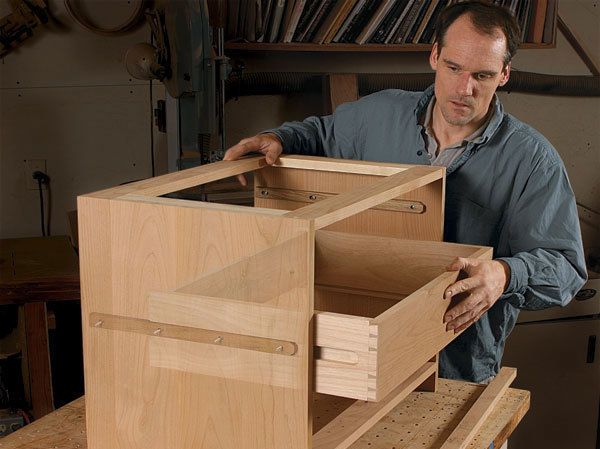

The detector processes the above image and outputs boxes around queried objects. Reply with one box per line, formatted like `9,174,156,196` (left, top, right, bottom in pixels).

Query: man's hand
443,258,510,333
223,133,283,186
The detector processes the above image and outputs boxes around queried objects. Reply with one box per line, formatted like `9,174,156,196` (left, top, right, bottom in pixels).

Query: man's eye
448,66,459,72
476,73,490,80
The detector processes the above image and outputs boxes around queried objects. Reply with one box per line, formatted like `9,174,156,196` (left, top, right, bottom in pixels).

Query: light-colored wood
89,311,297,356
343,378,529,449
313,361,437,449
255,163,445,241
312,231,492,401
172,234,311,302
145,256,310,388
285,166,442,229
78,192,314,449
0,379,529,449
256,186,425,213
313,311,377,400
315,286,404,316
121,192,287,216
439,367,518,449
314,230,484,296
86,156,268,199
417,355,439,392
272,155,418,175
77,156,500,449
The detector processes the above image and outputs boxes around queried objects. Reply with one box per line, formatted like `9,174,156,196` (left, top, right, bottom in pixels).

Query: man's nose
457,73,475,96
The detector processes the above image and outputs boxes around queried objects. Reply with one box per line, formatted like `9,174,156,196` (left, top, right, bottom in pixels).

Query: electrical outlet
24,159,47,190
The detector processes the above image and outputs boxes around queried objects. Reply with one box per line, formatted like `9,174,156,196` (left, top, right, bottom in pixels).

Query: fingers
224,134,282,186
446,256,469,272
264,149,279,165
444,276,480,299
444,289,484,324
446,256,485,275
223,134,283,164
223,139,258,161
442,258,506,332
450,301,489,333
236,174,247,187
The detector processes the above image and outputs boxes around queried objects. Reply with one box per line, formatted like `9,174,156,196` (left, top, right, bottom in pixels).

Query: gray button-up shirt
267,85,587,382
421,97,490,167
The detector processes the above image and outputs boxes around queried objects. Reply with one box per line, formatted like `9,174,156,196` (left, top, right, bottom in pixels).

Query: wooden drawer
313,230,490,401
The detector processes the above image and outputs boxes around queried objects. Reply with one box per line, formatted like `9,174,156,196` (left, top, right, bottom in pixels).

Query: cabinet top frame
83,155,445,231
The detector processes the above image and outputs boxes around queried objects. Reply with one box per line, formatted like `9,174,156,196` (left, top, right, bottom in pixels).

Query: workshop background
0,0,598,448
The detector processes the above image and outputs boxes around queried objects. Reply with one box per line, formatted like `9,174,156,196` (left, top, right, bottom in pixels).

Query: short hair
434,1,521,67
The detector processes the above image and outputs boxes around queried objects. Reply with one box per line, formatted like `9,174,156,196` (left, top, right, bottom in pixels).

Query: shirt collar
415,84,504,145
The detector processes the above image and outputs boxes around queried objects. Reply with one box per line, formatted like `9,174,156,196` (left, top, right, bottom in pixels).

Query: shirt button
417,150,423,156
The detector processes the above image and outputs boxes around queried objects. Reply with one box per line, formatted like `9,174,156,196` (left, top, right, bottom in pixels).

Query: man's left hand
443,258,510,333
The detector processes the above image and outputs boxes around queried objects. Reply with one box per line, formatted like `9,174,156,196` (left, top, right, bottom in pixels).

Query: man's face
430,14,511,128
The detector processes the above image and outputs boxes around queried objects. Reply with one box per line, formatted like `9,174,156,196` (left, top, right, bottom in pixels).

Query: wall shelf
225,42,556,53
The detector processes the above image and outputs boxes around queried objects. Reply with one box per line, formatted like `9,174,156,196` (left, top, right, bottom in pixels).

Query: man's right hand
223,133,283,186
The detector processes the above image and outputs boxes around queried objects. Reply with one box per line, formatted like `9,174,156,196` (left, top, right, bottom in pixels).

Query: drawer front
313,311,378,401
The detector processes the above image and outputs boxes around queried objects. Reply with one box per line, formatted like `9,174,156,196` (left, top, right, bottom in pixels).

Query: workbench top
0,235,79,304
0,379,529,449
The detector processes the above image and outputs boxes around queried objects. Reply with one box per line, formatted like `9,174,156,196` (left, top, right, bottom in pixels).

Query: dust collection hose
225,71,600,102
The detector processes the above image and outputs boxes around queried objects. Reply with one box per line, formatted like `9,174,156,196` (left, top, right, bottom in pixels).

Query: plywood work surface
0,380,528,449
315,380,529,449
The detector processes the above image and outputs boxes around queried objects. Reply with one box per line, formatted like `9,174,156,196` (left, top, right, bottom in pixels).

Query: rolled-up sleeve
498,161,587,310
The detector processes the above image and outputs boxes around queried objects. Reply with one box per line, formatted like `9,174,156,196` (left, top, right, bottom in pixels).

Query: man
224,1,586,384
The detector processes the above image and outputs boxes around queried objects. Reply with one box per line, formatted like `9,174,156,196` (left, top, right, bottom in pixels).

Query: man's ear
499,61,511,86
430,42,439,71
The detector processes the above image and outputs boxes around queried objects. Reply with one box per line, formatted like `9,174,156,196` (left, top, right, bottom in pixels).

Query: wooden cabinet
78,155,491,449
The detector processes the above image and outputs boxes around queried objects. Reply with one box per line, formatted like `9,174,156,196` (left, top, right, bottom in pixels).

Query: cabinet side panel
78,196,313,449
77,196,117,449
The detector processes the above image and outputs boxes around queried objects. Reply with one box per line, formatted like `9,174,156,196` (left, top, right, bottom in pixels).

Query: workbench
0,236,80,419
0,379,529,449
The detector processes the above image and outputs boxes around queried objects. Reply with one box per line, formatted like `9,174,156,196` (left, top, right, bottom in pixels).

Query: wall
0,0,164,239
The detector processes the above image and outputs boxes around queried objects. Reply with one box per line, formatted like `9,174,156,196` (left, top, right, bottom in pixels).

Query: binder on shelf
384,0,416,43
278,0,297,41
314,0,359,44
267,0,287,43
323,0,361,43
371,0,411,44
293,0,320,41
283,0,307,42
403,0,431,43
305,0,336,42
355,0,398,45
332,0,367,42
339,0,382,43
419,0,448,44
541,0,557,44
393,0,425,43
412,0,439,44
